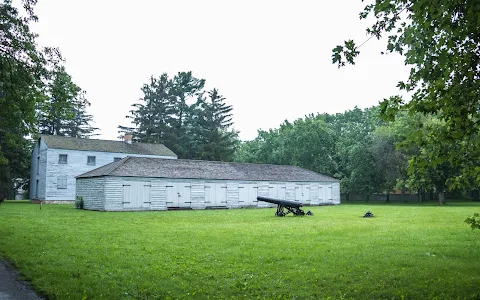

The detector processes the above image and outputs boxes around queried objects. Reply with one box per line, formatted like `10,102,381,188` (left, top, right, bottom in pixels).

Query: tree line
234,107,479,204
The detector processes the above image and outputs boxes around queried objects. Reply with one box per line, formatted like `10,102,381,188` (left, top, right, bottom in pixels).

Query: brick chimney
124,133,133,144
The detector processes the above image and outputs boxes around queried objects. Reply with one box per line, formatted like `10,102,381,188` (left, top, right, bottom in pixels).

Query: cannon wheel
276,205,286,217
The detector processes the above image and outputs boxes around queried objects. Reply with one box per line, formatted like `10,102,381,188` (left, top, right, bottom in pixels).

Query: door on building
166,183,191,208
269,184,286,200
318,186,325,204
205,183,227,207
295,184,311,203
238,183,258,206
326,184,333,203
123,181,151,209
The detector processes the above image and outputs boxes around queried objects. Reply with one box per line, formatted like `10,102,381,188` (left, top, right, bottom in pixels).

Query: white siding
101,177,167,211
238,183,258,207
268,183,286,200
150,179,167,210
29,142,39,200
191,182,205,209
79,176,341,211
104,177,124,210
310,183,319,205
122,181,151,209
39,146,175,201
76,177,106,210
285,183,296,201
257,182,272,208
166,182,192,208
226,182,240,208
332,182,341,205
326,184,334,204
30,139,48,200
205,182,227,207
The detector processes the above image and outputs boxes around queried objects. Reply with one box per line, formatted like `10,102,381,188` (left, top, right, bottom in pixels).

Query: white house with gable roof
30,134,177,203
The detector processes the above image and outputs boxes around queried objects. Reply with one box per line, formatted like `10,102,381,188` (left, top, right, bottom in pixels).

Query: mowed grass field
0,201,480,299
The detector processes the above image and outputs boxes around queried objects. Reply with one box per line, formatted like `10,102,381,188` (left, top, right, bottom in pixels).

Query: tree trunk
438,191,445,205
472,189,479,201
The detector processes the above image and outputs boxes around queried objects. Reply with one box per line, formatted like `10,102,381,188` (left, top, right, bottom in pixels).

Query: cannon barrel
256,196,303,208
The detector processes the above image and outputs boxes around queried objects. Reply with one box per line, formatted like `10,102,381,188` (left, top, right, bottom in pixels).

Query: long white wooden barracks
76,156,340,211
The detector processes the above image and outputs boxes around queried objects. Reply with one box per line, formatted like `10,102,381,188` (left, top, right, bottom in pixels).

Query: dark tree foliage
167,72,205,157
0,0,59,199
37,67,97,138
234,103,473,203
189,89,238,161
235,115,337,177
332,0,480,192
119,73,174,144
234,107,421,199
119,72,238,160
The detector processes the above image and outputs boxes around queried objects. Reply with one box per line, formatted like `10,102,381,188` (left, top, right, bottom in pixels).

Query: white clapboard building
30,135,177,203
76,156,340,211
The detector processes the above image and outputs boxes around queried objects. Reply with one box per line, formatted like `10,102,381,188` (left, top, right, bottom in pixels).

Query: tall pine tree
119,72,207,158
190,89,238,161
166,72,205,157
119,73,174,144
119,72,239,160
37,67,97,137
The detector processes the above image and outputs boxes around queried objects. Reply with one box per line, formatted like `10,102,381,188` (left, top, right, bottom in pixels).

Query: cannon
257,196,307,217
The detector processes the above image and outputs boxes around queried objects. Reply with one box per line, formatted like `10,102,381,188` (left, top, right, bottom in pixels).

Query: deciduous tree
0,0,59,199
332,0,480,192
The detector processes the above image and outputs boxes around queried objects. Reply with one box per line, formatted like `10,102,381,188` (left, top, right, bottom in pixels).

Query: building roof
77,156,339,182
39,135,177,157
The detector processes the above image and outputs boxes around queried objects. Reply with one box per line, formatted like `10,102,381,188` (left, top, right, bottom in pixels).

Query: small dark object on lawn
363,211,374,218
306,211,314,216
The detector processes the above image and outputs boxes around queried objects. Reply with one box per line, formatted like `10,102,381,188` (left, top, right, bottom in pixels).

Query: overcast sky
30,0,409,141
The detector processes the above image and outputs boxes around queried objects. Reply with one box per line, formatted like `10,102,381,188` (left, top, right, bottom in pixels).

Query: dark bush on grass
74,196,84,209
465,213,480,230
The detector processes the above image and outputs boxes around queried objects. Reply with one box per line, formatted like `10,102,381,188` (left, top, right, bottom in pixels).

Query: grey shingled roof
77,156,339,182
40,135,177,157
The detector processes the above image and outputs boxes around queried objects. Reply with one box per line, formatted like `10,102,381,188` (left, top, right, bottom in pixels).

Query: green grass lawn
0,201,479,299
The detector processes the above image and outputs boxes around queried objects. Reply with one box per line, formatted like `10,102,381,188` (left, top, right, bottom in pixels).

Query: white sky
30,0,409,141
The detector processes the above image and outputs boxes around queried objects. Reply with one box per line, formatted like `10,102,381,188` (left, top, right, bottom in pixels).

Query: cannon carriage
257,196,310,217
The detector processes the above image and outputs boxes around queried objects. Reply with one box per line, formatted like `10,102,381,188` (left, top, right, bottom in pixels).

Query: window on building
58,154,67,164
114,157,122,162
57,176,67,189
87,156,96,166
36,157,40,175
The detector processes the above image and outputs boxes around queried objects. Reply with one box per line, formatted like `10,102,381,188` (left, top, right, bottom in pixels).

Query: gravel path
0,260,44,300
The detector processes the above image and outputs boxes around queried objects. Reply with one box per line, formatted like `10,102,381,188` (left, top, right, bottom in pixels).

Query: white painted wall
205,183,227,207
77,176,341,211
31,137,176,201
30,139,48,200
76,177,106,210
123,180,151,209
